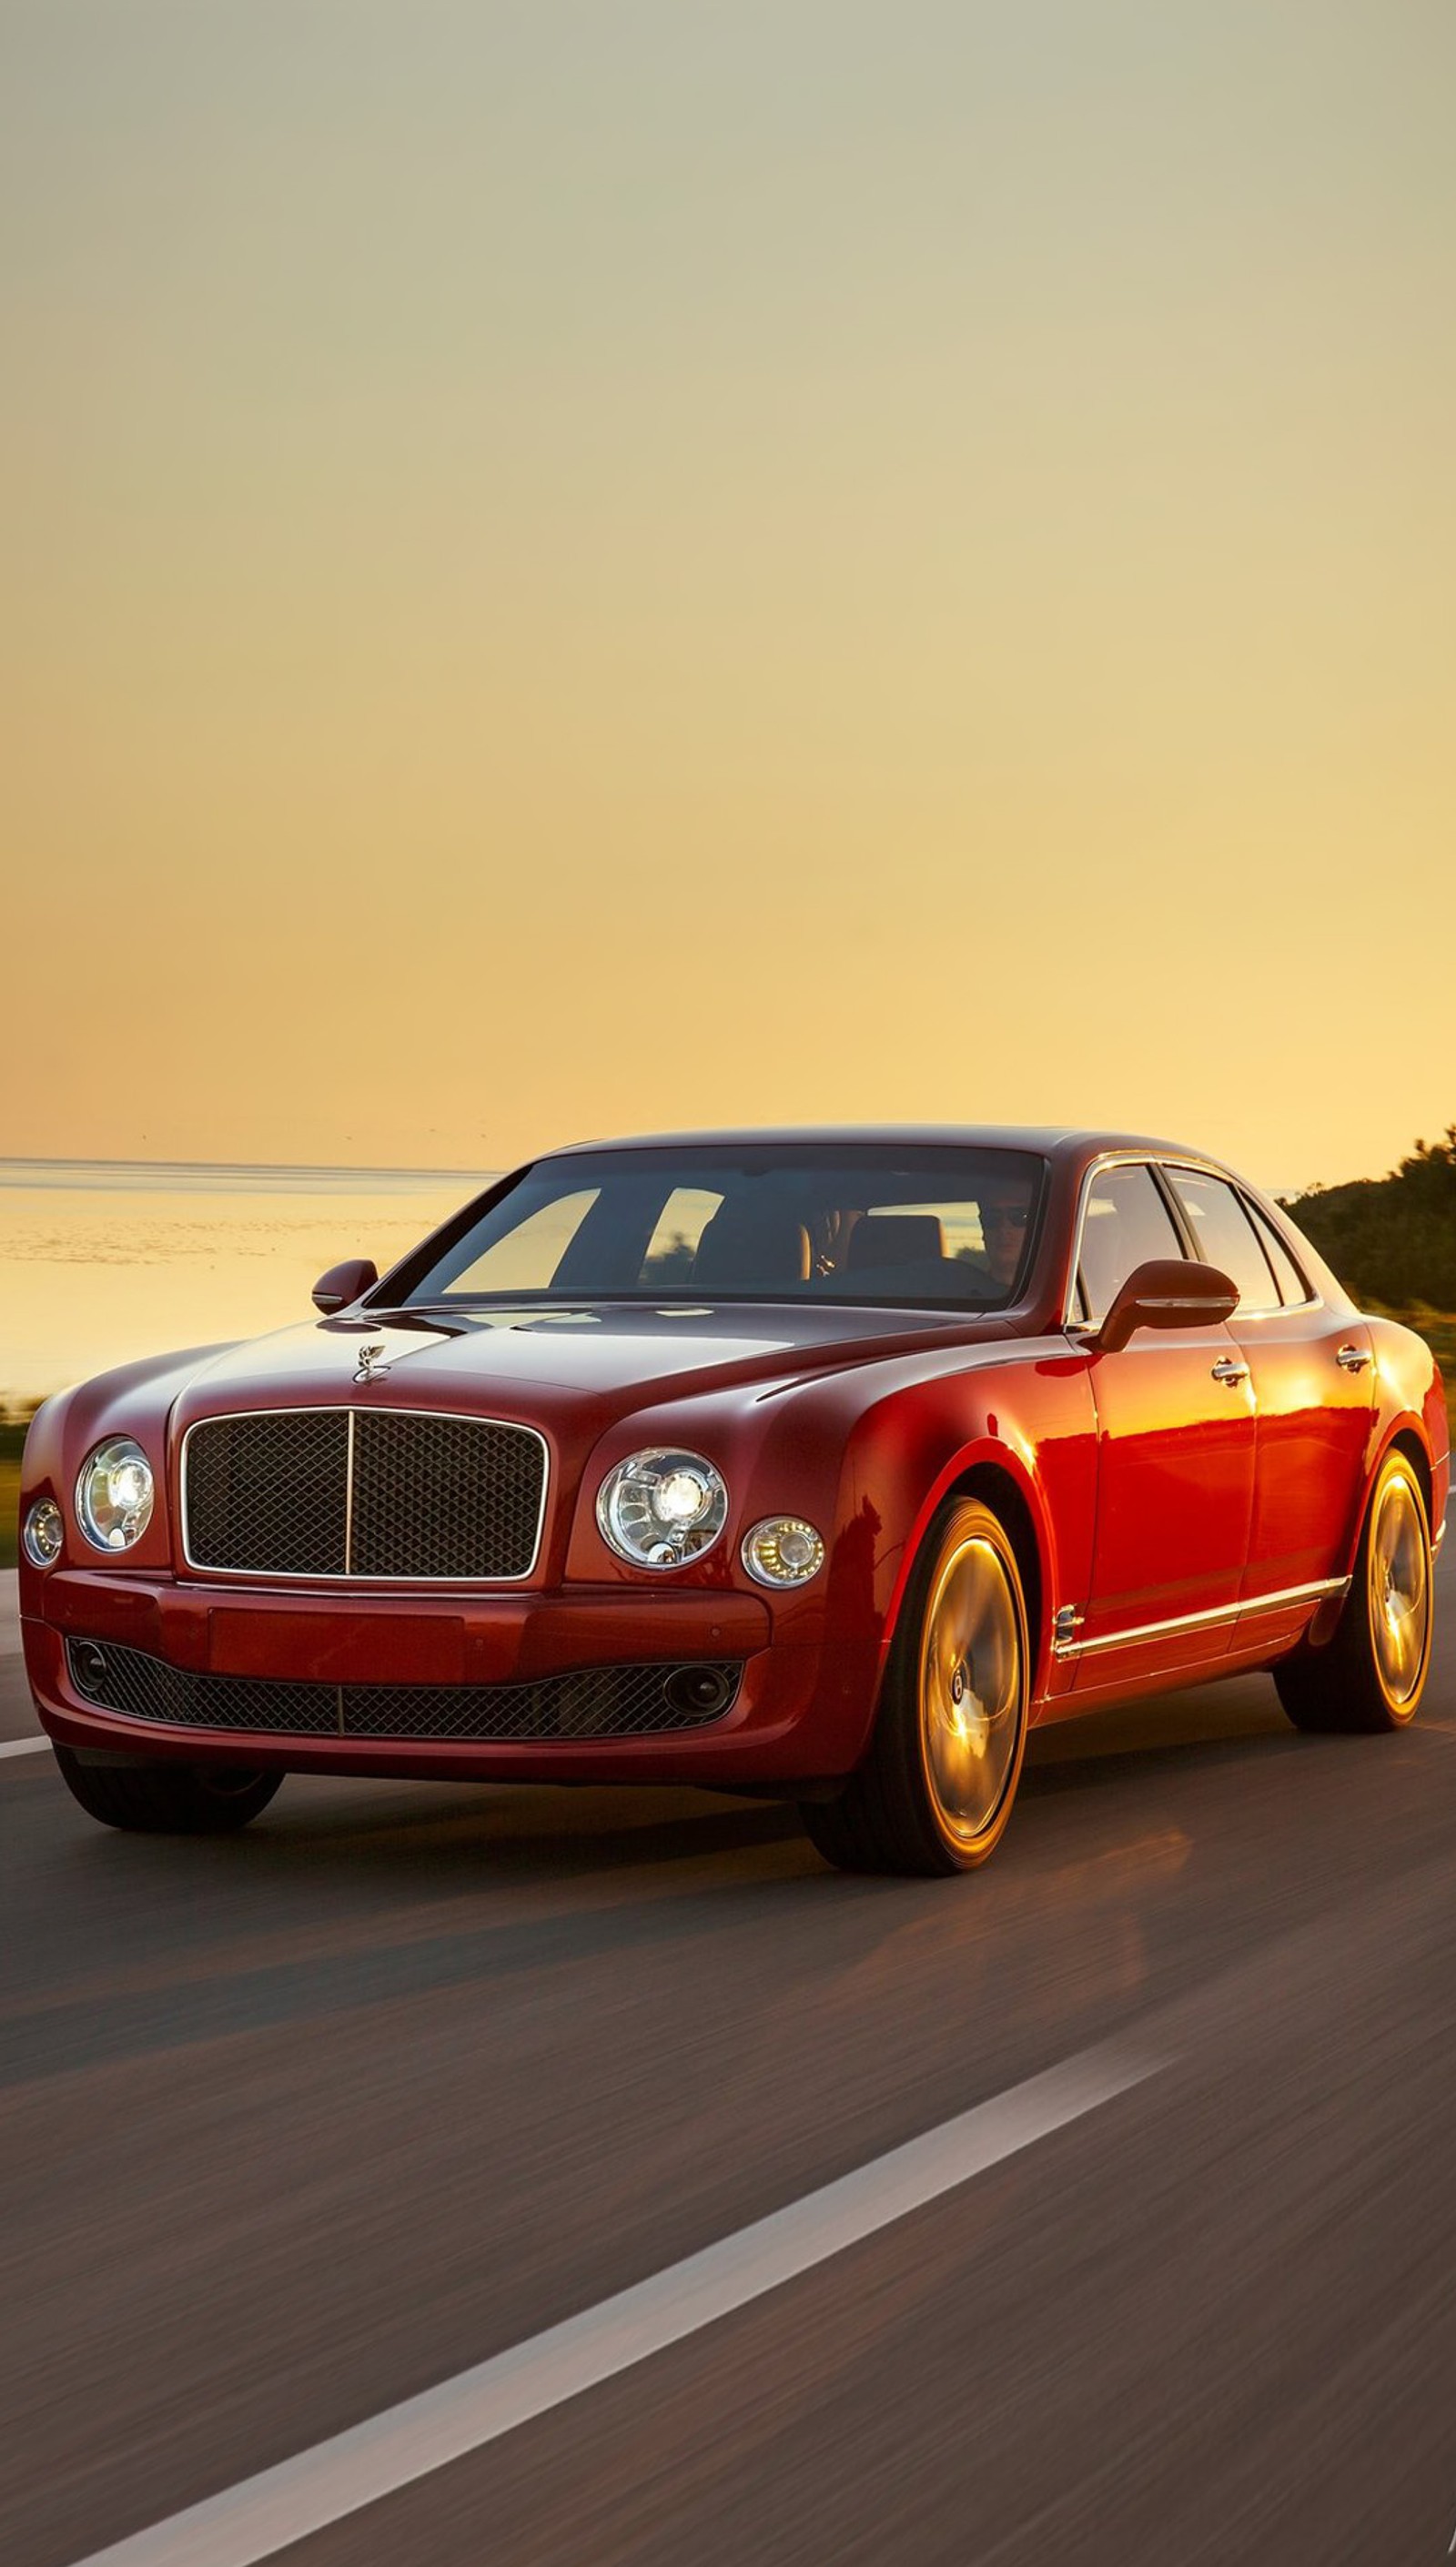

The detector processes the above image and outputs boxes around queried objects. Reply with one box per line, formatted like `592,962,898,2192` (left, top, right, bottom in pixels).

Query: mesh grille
66,1639,332,1735
186,1410,349,1577
66,1637,743,1743
183,1410,546,1579
351,1412,543,1580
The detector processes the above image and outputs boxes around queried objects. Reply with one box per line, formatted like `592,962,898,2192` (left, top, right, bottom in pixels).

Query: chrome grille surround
66,1637,743,1743
180,1407,549,1582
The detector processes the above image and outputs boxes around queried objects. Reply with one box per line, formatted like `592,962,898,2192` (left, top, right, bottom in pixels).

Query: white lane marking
67,2042,1159,2567
0,1734,49,1760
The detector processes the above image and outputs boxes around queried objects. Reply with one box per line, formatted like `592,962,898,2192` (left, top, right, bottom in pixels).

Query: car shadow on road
273,1777,800,1855
230,1670,1308,1891
1021,1670,1309,1800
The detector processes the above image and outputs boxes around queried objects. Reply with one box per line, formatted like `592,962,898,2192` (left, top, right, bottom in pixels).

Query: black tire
53,1745,282,1834
1275,1449,1433,1735
799,1496,1031,1876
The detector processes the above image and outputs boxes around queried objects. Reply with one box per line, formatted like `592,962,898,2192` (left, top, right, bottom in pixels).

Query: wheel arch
1388,1426,1434,1528
1345,1417,1435,1573
881,1446,1053,1700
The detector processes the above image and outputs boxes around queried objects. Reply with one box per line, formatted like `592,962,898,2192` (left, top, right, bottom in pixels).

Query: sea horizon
0,1155,495,1195
0,1160,485,1402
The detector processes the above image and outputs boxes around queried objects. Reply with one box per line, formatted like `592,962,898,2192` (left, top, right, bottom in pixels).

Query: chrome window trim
178,1405,551,1585
1232,1186,1319,1315
1062,1150,1323,1331
1061,1150,1192,1332
1162,1167,1313,1321
1052,1575,1350,1660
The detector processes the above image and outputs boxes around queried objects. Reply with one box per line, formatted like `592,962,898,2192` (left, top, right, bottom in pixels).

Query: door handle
1211,1357,1250,1386
1336,1343,1372,1373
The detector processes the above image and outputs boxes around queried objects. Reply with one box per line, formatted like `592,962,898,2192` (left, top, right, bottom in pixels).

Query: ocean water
0,1159,490,1408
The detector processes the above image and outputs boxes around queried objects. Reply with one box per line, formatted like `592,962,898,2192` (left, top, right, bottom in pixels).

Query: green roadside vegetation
1280,1125,1455,1310
1,1418,27,1572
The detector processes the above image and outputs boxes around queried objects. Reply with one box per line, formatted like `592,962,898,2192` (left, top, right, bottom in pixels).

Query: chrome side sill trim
1052,1575,1350,1661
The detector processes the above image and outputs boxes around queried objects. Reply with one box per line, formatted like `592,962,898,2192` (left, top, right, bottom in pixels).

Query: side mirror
1093,1258,1239,1355
312,1257,379,1316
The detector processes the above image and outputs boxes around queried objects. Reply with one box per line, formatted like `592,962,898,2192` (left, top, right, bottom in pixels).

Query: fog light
23,1497,64,1569
663,1663,737,1718
742,1516,825,1587
71,1640,109,1695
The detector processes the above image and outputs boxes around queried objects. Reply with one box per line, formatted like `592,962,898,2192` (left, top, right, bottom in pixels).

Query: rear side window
1243,1201,1310,1307
1077,1164,1184,1327
1165,1172,1279,1312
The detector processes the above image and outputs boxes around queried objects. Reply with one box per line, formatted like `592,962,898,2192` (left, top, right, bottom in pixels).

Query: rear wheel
1275,1450,1433,1734
800,1497,1030,1875
53,1746,282,1834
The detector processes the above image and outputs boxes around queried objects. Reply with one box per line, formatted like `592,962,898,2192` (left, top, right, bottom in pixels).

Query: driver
977,1180,1034,1292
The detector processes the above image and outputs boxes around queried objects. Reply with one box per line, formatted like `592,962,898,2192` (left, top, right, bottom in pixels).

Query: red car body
18,1127,1450,1800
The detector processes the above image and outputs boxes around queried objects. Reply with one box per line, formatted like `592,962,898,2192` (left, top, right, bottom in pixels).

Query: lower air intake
66,1637,743,1743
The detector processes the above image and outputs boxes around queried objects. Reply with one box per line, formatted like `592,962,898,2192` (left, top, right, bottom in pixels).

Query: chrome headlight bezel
22,1496,65,1570
596,1448,729,1571
76,1437,156,1552
741,1515,826,1588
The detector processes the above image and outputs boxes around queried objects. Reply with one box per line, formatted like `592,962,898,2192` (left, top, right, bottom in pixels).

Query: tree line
1280,1125,1456,1312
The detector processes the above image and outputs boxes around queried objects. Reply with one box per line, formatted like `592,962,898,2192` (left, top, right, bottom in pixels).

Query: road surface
2,1566,1453,2565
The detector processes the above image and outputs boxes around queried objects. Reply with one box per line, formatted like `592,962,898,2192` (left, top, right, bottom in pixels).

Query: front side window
1076,1164,1183,1328
395,1145,1049,1312
1165,1172,1279,1312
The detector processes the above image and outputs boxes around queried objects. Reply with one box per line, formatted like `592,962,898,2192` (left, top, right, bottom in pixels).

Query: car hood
176,1300,1017,1419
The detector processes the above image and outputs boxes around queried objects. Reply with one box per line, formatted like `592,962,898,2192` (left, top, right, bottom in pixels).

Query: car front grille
182,1409,547,1581
66,1637,743,1743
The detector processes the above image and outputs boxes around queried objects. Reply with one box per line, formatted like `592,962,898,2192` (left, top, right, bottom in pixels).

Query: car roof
538,1124,1229,1169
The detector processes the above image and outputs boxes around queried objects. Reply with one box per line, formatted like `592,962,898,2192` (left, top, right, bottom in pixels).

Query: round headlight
596,1449,728,1570
76,1438,155,1551
742,1516,826,1587
23,1497,65,1569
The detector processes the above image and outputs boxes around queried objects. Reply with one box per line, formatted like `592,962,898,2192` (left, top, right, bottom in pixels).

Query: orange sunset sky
3,2,1452,1194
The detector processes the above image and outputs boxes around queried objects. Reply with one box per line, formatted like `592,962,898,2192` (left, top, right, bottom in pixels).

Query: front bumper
23,1570,883,1786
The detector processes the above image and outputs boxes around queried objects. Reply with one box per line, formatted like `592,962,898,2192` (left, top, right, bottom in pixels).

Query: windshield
393,1144,1047,1312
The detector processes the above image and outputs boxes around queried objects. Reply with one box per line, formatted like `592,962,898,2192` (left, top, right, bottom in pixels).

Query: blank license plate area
208,1611,465,1684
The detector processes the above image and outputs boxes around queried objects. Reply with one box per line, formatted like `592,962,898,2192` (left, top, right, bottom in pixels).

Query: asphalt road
3,1570,1454,2567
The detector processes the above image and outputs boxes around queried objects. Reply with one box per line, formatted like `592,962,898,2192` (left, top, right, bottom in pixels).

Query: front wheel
53,1745,282,1834
1275,1450,1433,1734
799,1497,1030,1875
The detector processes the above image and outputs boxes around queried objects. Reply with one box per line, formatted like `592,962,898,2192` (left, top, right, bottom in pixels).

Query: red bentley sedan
17,1128,1449,1875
